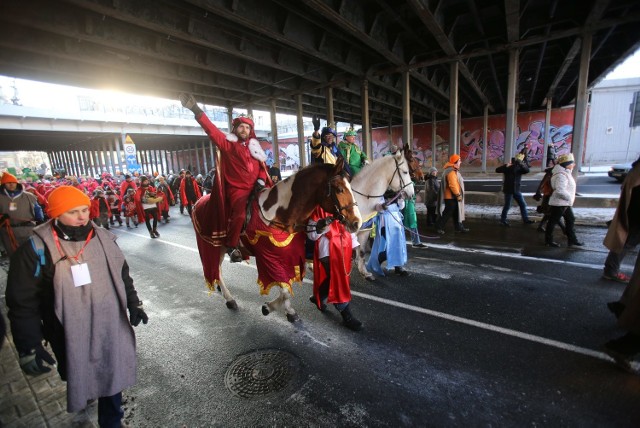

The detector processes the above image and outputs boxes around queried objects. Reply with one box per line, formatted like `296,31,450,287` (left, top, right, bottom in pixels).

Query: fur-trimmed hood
226,133,267,162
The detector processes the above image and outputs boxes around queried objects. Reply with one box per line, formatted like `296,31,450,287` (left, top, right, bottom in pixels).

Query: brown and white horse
192,158,361,322
350,147,416,280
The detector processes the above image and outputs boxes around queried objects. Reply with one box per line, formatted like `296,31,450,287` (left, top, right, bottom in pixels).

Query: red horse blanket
241,201,307,296
193,193,306,296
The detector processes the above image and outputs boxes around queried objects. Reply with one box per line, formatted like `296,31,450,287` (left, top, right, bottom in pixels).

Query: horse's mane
351,154,394,185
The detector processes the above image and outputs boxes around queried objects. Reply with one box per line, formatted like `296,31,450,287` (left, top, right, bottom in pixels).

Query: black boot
227,247,243,263
309,295,327,312
340,305,362,331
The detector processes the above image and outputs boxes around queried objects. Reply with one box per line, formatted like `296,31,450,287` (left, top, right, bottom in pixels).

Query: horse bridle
327,174,358,224
351,156,413,200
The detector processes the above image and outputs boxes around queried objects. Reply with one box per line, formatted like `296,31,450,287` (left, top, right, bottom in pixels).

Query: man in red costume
307,206,362,330
180,93,268,262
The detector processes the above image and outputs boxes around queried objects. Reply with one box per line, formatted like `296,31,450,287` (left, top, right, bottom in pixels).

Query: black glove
128,301,149,327
315,217,333,234
19,343,56,375
533,193,542,201
0,213,9,223
179,93,203,116
312,114,320,132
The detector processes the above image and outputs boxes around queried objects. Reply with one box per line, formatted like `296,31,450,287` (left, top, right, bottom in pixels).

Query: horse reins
351,157,413,200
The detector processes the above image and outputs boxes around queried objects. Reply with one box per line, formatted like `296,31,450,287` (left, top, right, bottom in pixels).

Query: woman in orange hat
5,185,148,427
435,154,469,234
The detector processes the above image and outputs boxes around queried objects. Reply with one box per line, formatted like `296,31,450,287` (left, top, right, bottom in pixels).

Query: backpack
29,235,47,278
539,173,553,196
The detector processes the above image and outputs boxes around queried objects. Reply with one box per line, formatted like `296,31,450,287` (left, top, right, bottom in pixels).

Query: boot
340,305,363,331
227,247,243,263
309,295,327,312
394,266,409,276
149,231,157,239
153,229,160,238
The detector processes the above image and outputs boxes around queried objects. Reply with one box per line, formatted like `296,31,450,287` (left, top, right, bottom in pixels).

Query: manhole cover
225,349,300,399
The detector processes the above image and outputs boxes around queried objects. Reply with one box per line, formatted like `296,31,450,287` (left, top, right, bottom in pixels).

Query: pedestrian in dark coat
495,152,534,226
424,167,440,226
6,186,148,427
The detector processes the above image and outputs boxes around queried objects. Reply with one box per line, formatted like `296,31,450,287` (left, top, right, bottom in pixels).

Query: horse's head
404,146,424,181
319,158,362,233
389,149,415,199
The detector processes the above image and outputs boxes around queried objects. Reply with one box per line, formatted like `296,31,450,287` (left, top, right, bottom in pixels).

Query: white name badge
71,263,92,287
9,202,17,211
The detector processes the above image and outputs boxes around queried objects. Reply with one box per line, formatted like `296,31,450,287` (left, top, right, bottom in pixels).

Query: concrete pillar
449,61,459,156
542,98,552,170
227,106,233,134
194,141,202,175
270,99,279,170
402,71,411,149
504,49,519,161
296,94,306,168
114,136,124,174
201,142,208,174
326,87,334,126
571,34,592,177
431,111,437,167
361,80,372,159
209,142,216,171
482,105,489,173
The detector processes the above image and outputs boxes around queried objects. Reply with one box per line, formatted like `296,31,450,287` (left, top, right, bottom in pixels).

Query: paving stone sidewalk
0,260,98,428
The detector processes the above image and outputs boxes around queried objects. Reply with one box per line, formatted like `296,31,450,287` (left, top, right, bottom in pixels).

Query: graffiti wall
371,107,576,170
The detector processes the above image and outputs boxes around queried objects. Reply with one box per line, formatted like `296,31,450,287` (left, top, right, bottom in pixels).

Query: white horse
350,149,416,280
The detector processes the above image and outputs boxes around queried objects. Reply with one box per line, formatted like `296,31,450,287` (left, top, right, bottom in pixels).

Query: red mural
371,107,576,170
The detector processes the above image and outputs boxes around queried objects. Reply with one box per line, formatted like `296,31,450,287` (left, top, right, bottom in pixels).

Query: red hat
1,172,18,185
232,115,257,139
449,154,461,164
47,186,91,219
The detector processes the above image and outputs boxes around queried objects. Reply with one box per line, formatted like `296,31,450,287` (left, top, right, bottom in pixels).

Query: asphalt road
465,174,622,195
114,208,639,427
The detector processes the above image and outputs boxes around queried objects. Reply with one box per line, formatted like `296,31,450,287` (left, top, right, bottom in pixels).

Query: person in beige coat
602,157,640,373
602,157,640,283
6,186,148,427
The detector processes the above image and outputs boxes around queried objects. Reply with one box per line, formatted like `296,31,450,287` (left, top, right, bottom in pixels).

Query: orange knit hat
1,172,18,184
449,154,461,164
47,186,91,219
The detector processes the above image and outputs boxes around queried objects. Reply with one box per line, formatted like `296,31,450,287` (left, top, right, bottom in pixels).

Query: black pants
435,199,463,231
426,204,438,226
98,392,124,428
545,206,577,244
144,208,158,232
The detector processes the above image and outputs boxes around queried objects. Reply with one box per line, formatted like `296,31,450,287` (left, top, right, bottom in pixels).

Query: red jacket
179,176,202,205
90,197,111,219
120,180,137,198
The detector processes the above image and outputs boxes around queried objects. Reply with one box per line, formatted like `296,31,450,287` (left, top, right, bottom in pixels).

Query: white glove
179,93,198,111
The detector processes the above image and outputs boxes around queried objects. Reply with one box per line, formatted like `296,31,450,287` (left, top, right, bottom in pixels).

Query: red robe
134,186,160,223
179,176,202,206
90,197,112,219
310,207,352,305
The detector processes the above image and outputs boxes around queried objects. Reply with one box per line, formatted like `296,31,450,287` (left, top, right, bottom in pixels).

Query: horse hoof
261,304,270,316
226,300,238,310
286,313,300,323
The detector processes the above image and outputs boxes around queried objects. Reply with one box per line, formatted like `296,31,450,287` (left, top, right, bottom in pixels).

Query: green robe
338,140,368,176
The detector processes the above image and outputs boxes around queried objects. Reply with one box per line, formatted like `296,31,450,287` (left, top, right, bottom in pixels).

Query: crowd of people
1,98,639,426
